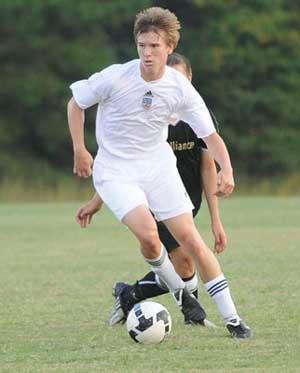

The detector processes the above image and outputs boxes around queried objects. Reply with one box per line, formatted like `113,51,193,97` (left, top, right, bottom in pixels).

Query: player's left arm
202,132,234,198
178,81,234,197
200,148,227,253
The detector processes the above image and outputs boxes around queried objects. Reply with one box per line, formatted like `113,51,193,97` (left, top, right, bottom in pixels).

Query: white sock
155,272,198,294
204,274,239,322
184,273,198,294
144,245,185,293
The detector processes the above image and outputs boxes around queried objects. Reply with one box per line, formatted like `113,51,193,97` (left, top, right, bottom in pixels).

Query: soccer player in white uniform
67,7,252,338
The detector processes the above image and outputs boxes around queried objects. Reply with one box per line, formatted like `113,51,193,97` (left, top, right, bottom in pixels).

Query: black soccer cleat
172,287,207,325
226,318,253,338
112,282,130,299
109,282,141,326
109,295,126,326
109,282,131,326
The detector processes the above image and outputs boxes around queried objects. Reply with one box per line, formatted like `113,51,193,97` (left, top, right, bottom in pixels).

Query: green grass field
1,197,300,372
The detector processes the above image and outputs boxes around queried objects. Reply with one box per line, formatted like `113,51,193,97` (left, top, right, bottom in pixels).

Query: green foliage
167,0,300,176
0,0,151,174
1,0,299,187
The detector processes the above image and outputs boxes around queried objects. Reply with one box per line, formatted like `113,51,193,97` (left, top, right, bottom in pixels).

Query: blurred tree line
1,0,299,188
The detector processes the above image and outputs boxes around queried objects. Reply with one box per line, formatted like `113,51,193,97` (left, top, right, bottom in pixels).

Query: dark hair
167,52,192,76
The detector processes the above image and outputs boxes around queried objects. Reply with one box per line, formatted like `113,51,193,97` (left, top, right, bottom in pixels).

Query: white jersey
70,59,215,161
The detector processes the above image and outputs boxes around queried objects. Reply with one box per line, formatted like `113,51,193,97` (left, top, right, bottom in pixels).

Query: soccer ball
126,301,172,344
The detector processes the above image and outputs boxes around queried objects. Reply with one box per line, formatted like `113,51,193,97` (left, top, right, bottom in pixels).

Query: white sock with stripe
204,274,239,322
144,245,185,293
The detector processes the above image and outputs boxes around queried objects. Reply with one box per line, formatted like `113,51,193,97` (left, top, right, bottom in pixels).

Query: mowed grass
0,197,300,373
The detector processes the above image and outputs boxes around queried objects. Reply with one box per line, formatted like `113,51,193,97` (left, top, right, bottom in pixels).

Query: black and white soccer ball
126,301,172,344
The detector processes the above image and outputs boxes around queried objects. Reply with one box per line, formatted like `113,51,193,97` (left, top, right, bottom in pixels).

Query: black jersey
167,121,207,213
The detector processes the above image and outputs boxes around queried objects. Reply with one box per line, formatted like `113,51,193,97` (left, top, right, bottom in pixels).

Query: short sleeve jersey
70,59,216,160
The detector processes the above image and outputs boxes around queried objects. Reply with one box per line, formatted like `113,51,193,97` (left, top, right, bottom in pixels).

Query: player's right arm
68,64,119,178
67,98,94,178
76,192,103,228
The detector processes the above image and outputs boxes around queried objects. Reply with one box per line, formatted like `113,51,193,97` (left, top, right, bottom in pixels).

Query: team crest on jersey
142,91,153,109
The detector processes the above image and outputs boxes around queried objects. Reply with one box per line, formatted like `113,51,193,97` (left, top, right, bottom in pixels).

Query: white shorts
93,146,194,222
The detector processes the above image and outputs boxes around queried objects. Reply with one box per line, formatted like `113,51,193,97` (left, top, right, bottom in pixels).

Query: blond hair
134,7,181,49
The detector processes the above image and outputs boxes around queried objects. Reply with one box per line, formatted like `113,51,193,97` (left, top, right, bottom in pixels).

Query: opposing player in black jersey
107,53,227,327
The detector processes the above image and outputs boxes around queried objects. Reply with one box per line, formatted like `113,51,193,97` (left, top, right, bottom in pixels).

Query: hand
215,169,235,197
76,199,103,228
73,148,93,178
212,220,227,254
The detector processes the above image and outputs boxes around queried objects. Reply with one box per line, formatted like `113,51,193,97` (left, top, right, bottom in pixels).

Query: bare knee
178,229,208,259
139,230,161,259
170,247,195,278
122,206,161,259
177,228,199,249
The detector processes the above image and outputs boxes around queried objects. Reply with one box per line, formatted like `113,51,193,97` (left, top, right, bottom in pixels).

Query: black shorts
156,206,200,253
